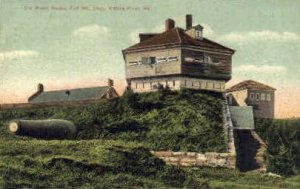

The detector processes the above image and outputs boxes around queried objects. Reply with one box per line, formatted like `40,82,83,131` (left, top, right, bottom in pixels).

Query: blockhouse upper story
122,15,235,92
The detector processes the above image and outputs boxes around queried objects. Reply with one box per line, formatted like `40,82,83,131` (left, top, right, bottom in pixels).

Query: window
142,82,145,89
157,57,167,63
207,82,213,89
157,56,178,63
215,83,221,89
250,93,255,100
167,56,178,62
141,57,156,64
195,30,202,39
194,57,204,63
261,93,266,101
204,55,209,63
128,61,138,66
173,80,176,87
228,95,233,105
135,83,138,89
184,57,194,62
256,93,260,101
267,94,271,101
149,57,156,64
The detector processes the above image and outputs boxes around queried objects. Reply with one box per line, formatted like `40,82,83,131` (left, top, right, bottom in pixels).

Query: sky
0,0,299,118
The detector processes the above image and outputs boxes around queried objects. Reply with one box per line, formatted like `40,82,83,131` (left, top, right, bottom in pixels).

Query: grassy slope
0,90,299,188
0,90,227,152
1,127,299,188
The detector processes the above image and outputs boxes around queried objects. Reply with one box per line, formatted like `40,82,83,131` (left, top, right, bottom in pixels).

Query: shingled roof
123,27,234,53
226,80,276,92
29,86,114,104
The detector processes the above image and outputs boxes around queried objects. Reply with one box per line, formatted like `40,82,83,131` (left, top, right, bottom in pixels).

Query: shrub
255,118,300,175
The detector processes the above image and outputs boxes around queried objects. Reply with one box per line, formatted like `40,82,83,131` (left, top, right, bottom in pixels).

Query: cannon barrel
8,119,77,139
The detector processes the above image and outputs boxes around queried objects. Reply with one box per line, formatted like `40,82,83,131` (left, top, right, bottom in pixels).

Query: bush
255,118,300,175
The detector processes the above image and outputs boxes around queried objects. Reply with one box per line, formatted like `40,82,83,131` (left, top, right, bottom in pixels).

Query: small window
256,93,260,101
261,93,266,101
184,57,194,62
167,56,178,62
215,83,221,89
150,57,156,64
207,82,213,89
141,57,148,64
173,80,176,87
267,94,271,101
194,57,204,63
228,95,233,105
204,55,209,63
141,57,156,64
250,93,255,100
157,57,167,63
195,30,202,39
128,61,138,66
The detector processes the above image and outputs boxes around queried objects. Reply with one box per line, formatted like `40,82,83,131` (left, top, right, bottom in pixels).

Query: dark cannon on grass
8,119,77,139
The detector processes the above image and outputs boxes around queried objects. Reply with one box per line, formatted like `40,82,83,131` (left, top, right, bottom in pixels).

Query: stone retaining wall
151,151,236,168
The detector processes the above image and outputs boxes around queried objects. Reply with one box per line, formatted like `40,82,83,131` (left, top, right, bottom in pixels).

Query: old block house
226,80,276,119
122,15,235,93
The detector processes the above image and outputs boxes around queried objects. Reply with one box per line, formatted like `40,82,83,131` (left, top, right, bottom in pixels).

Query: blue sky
0,0,299,117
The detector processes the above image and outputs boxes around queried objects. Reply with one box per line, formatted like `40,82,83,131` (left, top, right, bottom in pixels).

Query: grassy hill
0,89,227,152
0,89,300,188
0,134,299,188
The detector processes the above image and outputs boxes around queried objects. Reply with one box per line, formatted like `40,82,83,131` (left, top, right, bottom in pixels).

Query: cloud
234,64,287,74
220,30,300,43
72,25,110,38
0,50,39,63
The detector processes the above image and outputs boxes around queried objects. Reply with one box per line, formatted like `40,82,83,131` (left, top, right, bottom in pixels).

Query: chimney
165,19,175,31
37,83,44,92
108,78,114,87
186,14,192,29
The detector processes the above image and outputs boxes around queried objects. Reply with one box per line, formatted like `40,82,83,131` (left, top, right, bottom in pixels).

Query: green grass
0,89,227,152
0,90,299,188
0,133,180,188
1,128,299,188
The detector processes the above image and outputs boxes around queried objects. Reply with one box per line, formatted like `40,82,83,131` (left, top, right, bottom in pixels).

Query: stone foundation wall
151,151,236,168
